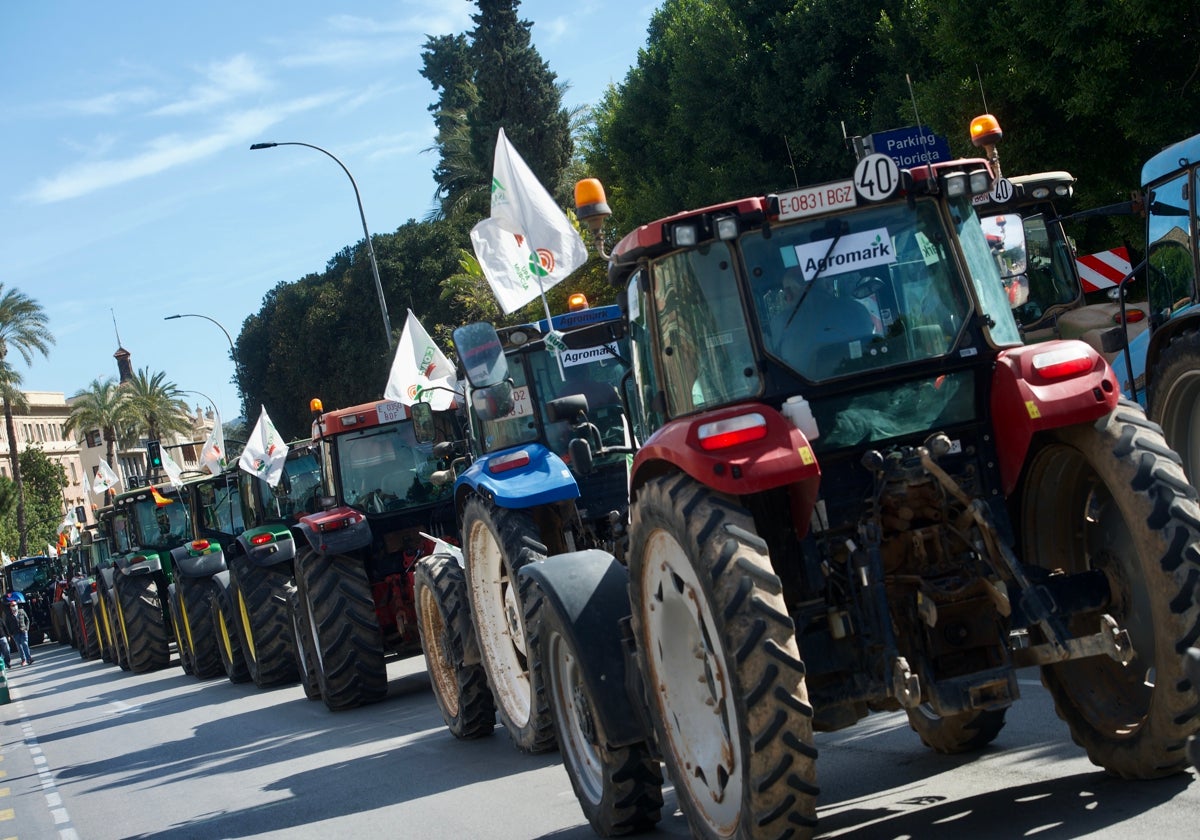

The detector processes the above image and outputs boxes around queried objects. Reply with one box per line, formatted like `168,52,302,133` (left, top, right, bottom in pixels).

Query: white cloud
153,54,271,116
277,1,472,68
24,94,338,204
63,87,159,116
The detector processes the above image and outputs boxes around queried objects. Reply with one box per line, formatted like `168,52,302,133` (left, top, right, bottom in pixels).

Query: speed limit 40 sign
854,153,901,202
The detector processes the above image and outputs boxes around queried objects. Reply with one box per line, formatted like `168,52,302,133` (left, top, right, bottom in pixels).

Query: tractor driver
768,265,877,378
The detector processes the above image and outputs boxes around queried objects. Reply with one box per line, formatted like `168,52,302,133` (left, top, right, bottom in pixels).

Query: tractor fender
991,339,1120,495
295,506,372,556
169,543,227,578
518,549,651,749
630,404,821,535
237,525,297,568
456,442,579,510
115,552,164,576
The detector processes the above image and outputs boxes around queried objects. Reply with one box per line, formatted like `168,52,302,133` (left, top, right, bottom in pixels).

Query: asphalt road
1,640,1197,839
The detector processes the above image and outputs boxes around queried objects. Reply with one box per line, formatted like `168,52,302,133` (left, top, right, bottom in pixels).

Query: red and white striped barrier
1075,247,1133,292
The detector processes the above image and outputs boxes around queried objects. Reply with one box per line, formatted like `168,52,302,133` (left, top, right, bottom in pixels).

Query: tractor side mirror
411,402,436,444
453,322,509,388
568,437,594,475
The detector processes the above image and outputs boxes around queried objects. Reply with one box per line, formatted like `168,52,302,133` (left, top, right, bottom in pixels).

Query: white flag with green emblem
93,459,122,495
200,418,227,475
238,407,290,488
384,309,457,410
160,445,185,489
470,127,588,315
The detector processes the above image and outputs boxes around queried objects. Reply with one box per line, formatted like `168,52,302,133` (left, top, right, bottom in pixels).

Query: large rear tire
1148,328,1200,494
212,574,252,684
96,591,117,665
294,547,387,711
905,706,1007,754
285,583,322,701
228,554,299,688
51,601,72,647
114,573,170,673
462,495,555,753
414,554,495,740
108,590,131,672
541,585,662,836
1018,400,1200,777
77,600,101,661
629,474,818,840
168,586,195,676
178,576,222,679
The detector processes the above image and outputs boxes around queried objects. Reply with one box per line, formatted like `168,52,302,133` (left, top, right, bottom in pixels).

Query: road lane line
8,686,79,839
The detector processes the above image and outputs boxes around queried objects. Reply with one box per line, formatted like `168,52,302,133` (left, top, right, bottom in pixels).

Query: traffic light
147,440,162,469
74,505,86,524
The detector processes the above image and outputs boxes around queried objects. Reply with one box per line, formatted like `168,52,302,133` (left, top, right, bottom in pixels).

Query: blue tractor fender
456,442,580,509
518,549,652,749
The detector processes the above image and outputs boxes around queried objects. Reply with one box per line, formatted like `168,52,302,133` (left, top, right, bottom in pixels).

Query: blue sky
0,0,657,425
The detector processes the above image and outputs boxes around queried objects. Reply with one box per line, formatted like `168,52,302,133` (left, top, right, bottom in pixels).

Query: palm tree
0,286,54,555
65,377,135,474
123,368,192,475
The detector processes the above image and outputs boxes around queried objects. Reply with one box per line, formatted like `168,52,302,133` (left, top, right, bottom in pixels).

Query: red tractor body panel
990,339,1120,494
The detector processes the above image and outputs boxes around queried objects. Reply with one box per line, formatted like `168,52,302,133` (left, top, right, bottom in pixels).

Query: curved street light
164,313,235,356
164,313,239,420
249,141,394,353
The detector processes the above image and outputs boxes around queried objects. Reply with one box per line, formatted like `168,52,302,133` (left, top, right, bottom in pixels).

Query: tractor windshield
743,197,971,383
478,326,630,456
130,496,190,550
336,424,449,513
9,563,50,592
194,477,244,539
109,512,134,555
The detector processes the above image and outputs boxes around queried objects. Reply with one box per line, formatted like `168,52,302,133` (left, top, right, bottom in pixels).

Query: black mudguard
519,549,651,749
170,544,228,578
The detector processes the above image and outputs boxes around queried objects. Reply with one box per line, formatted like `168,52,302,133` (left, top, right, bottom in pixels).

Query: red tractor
517,154,1200,837
288,398,461,710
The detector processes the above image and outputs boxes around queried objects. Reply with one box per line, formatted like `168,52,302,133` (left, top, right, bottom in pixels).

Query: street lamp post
164,313,235,356
164,313,239,418
249,141,394,353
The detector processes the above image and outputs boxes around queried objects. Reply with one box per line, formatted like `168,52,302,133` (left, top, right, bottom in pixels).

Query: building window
85,430,102,449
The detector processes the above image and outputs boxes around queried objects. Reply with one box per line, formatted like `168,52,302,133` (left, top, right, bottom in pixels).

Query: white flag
201,419,227,475
80,466,91,497
471,128,588,315
239,406,290,488
57,508,75,534
93,460,122,495
160,445,184,489
384,309,457,411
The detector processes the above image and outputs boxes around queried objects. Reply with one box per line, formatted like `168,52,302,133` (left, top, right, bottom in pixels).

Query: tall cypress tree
422,0,572,217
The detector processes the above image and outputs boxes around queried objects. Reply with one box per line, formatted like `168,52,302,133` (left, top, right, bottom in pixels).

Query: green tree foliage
0,285,54,555
468,0,572,191
583,0,932,232
0,445,67,557
236,216,475,439
916,0,1200,251
584,0,1199,255
421,0,574,218
123,367,193,444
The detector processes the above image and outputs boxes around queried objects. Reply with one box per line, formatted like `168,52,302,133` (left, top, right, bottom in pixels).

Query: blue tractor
413,300,633,751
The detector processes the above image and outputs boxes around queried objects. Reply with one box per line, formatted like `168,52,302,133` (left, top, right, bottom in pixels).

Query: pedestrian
3,601,32,666
0,632,11,669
